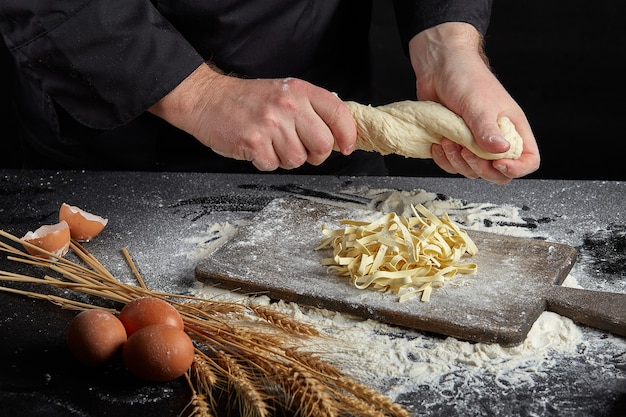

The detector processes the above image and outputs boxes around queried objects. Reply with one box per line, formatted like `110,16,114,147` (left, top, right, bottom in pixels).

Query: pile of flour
187,189,584,399
193,282,581,397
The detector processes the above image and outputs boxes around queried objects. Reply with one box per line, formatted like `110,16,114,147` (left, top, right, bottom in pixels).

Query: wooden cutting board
195,197,626,346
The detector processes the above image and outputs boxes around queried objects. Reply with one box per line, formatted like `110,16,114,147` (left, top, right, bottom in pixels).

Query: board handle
545,285,626,338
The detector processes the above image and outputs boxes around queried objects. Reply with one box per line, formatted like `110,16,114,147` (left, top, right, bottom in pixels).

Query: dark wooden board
195,198,624,346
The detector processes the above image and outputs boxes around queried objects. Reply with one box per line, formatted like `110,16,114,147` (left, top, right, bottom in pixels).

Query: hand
149,63,356,171
408,23,540,184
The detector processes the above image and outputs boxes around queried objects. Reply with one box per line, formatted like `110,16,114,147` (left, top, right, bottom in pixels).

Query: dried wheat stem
121,246,147,289
180,372,214,417
334,392,389,417
187,323,283,366
0,230,66,261
280,364,338,417
215,350,271,417
0,267,131,305
70,241,122,282
191,353,219,391
334,377,410,417
41,278,134,303
46,264,134,303
4,252,95,282
178,393,213,417
183,299,248,315
284,348,344,379
251,305,320,337
0,269,51,284
47,261,112,286
1,235,122,291
176,301,242,329
182,316,240,343
0,284,117,313
1,229,412,417
0,236,108,285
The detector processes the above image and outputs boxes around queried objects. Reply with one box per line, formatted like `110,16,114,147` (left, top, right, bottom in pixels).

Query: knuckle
284,155,307,169
241,129,267,150
253,156,279,171
308,133,334,154
286,147,309,168
281,77,306,92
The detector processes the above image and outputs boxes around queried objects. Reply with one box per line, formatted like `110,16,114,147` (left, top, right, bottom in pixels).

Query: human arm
148,63,357,171
392,1,540,183
0,0,357,172
408,22,540,184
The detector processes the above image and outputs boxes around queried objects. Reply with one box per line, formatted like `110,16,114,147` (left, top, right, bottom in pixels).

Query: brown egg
119,296,184,337
67,309,127,367
22,220,71,259
122,324,194,381
59,203,108,242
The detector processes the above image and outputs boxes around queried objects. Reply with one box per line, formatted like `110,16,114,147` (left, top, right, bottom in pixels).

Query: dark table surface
1,169,625,417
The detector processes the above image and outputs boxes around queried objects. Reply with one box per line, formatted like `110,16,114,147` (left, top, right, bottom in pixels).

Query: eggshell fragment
123,324,194,381
67,309,128,367
59,203,108,242
22,220,71,259
119,296,185,337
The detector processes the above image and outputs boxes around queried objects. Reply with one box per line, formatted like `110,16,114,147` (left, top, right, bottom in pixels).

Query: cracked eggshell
59,203,108,242
22,220,71,259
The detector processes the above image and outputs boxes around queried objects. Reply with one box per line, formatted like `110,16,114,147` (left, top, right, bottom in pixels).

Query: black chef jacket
0,0,492,174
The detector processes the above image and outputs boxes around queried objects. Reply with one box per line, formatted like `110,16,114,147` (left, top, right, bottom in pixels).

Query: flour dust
185,188,598,401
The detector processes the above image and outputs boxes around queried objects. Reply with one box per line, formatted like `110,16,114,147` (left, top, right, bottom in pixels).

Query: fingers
308,91,356,156
476,127,513,155
438,105,540,183
256,80,356,170
248,129,310,171
481,112,540,180
187,74,355,172
292,100,337,166
260,124,321,170
432,140,482,180
432,139,513,185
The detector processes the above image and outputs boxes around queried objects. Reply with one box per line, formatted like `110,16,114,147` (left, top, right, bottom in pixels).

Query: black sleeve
0,0,204,130
392,0,493,48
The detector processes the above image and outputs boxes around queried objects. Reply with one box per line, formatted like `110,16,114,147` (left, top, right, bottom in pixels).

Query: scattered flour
192,280,582,398
365,189,536,238
178,222,238,260
186,189,586,400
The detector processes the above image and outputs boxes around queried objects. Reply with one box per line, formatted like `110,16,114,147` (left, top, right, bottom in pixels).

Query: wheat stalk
0,229,409,417
250,305,321,337
181,370,214,417
215,350,271,417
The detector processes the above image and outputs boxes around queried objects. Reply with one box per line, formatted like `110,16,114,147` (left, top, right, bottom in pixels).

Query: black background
2,1,625,180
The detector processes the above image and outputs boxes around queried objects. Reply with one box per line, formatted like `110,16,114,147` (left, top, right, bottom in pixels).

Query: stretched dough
342,100,522,160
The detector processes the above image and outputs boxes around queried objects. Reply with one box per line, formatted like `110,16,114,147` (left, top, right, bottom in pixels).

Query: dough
342,100,523,160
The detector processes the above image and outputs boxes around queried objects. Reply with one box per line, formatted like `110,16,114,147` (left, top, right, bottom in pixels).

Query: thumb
468,118,511,155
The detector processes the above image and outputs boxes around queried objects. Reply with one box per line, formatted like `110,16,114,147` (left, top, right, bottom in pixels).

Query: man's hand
149,63,356,171
409,22,540,184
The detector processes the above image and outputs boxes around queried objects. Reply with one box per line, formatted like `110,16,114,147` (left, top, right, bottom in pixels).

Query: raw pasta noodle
316,204,478,302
